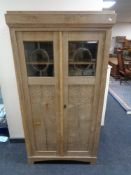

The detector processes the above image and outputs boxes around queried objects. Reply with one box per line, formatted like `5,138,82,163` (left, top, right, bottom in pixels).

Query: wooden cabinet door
62,32,105,157
16,32,60,156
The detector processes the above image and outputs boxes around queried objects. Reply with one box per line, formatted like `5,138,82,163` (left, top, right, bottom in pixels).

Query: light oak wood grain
5,11,116,28
6,11,116,164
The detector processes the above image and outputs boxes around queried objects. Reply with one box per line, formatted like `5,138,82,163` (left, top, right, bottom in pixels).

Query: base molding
10,138,25,143
28,156,97,164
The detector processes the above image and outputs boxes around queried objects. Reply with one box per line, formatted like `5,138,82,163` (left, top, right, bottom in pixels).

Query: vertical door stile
92,30,111,156
88,34,104,155
16,32,36,154
62,32,69,154
59,31,64,156
53,32,60,155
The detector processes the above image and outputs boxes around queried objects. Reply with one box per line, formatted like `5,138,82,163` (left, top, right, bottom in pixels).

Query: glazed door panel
62,32,105,156
16,32,60,156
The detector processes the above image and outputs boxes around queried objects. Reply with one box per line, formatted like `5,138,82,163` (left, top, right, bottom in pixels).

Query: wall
109,23,131,54
112,23,131,39
0,16,24,138
0,0,102,138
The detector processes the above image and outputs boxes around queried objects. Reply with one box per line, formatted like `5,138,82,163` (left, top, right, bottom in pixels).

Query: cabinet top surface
6,11,115,14
5,11,116,28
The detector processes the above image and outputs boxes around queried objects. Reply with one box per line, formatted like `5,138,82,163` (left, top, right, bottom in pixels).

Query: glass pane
24,42,54,77
68,41,98,76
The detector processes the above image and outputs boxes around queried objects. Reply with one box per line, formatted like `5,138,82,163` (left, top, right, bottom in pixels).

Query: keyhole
64,104,67,109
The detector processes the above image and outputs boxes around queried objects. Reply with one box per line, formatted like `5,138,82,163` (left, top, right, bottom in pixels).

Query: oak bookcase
5,11,116,164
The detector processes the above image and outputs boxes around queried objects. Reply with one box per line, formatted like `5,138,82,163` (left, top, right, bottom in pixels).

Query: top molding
5,11,116,28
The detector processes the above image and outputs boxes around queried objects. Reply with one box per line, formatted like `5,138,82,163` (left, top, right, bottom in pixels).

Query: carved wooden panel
64,85,94,153
29,85,58,152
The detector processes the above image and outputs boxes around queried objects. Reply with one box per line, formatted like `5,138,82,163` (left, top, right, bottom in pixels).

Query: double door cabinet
5,11,116,163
